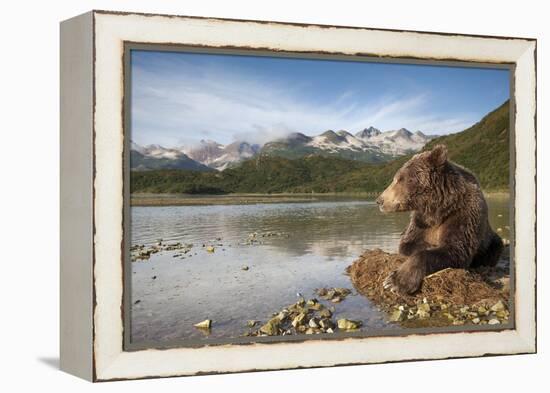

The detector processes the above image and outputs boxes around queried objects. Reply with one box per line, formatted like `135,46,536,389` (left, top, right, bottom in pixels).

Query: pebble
390,309,406,322
259,318,280,336
291,312,307,328
416,303,431,319
337,319,362,330
308,318,319,328
194,319,212,329
490,300,506,312
488,319,501,325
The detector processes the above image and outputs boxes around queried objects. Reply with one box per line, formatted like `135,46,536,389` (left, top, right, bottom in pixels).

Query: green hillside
423,100,510,189
131,155,368,194
131,101,510,194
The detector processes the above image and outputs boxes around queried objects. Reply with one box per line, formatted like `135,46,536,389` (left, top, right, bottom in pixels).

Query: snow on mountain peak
131,125,436,171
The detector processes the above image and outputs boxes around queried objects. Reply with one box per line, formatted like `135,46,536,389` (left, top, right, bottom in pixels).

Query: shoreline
130,191,510,207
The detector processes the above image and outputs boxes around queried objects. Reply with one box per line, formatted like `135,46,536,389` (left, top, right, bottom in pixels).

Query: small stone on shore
337,319,362,330
390,309,406,322
490,300,506,312
194,319,212,329
259,318,281,336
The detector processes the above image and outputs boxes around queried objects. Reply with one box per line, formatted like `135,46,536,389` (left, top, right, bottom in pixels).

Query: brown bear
376,144,503,295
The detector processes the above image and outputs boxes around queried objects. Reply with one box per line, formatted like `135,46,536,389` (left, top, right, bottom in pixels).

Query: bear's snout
376,194,388,213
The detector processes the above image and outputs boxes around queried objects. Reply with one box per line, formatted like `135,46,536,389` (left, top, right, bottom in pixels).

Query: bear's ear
428,144,448,167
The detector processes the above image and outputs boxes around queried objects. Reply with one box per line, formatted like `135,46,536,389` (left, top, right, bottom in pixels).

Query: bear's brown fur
376,144,503,295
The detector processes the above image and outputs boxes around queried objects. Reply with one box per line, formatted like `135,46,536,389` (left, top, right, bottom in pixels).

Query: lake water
129,194,510,346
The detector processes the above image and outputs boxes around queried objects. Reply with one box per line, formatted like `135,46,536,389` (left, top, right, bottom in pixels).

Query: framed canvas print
60,10,537,381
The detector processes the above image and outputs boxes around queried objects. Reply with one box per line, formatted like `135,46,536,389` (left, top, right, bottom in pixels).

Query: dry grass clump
347,249,508,308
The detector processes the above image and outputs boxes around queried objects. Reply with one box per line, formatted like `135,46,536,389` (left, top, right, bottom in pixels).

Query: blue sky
131,49,509,147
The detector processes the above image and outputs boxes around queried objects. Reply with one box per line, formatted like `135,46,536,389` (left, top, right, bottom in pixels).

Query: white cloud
131,62,476,147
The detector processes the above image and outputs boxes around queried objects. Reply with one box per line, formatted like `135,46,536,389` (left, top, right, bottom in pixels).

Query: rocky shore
347,248,511,328
243,288,360,337
130,231,289,262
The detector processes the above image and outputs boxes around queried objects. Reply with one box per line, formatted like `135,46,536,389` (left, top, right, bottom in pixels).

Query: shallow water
130,195,511,345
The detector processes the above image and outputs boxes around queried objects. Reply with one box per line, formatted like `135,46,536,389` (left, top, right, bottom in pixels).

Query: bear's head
376,144,448,213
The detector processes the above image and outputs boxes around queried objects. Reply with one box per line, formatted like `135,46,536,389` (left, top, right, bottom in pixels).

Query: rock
306,299,323,310
416,303,431,319
291,312,307,328
306,299,319,307
488,318,500,325
247,320,257,328
326,328,334,334
259,318,280,336
194,319,212,329
496,310,508,318
337,319,362,330
309,318,319,328
472,317,481,324
319,319,334,330
152,275,157,280
319,308,333,318
317,287,351,301
335,288,352,296
442,312,455,321
206,246,215,253
241,265,249,271
390,309,406,322
316,288,328,297
490,300,506,312
477,306,487,314
276,310,289,321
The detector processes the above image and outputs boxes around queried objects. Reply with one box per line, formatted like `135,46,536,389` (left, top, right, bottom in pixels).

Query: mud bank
347,248,511,328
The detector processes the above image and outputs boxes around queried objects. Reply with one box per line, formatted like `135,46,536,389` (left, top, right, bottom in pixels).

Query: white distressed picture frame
60,10,536,382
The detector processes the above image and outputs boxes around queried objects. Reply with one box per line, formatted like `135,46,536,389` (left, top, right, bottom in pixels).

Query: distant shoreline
130,191,510,207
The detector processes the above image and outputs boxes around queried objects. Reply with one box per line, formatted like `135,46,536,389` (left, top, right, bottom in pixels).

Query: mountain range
261,127,435,162
130,127,436,171
130,101,510,194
